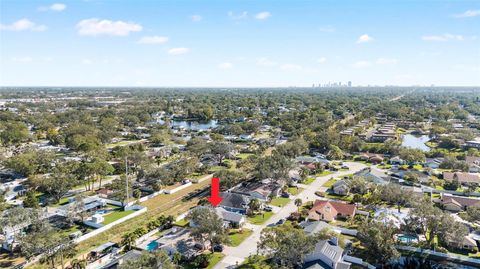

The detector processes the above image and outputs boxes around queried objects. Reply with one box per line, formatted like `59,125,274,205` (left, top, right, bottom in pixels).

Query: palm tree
248,198,261,214
121,232,138,251
294,198,303,212
71,259,87,269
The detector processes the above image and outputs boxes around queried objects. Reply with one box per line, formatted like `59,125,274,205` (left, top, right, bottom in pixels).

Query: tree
409,201,468,249
121,232,139,251
0,121,30,146
213,169,246,190
399,148,425,164
464,206,480,222
3,149,55,177
209,141,234,165
258,223,316,268
41,166,77,203
294,198,303,212
120,250,176,269
248,198,261,213
23,190,39,208
380,184,413,212
0,207,40,252
327,145,344,160
187,207,228,252
357,219,399,267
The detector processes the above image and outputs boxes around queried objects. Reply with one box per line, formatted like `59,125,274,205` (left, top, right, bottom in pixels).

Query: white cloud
228,11,248,20
256,57,277,67
168,47,190,55
376,58,397,65
319,26,335,33
76,18,142,36
351,61,372,68
137,36,169,44
39,3,66,12
255,12,271,20
317,57,327,63
81,59,94,65
218,62,233,69
453,10,480,18
422,33,464,42
191,15,202,22
12,56,33,63
280,64,302,71
0,19,47,32
356,34,373,43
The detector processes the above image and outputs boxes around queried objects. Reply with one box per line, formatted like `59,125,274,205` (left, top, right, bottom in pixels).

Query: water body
401,134,431,151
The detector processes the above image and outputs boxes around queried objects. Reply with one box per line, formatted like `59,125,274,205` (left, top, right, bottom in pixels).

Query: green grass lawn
174,218,190,227
302,177,316,185
248,212,273,225
237,153,253,160
270,197,290,207
228,229,253,246
101,210,135,225
322,178,337,188
50,196,71,207
287,187,303,195
105,140,140,149
315,171,333,177
324,193,353,202
182,253,225,269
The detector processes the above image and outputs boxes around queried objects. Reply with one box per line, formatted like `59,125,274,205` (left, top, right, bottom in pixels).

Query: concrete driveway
213,161,367,269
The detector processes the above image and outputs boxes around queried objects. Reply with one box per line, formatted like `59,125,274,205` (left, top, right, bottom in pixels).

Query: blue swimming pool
145,240,159,251
397,234,417,243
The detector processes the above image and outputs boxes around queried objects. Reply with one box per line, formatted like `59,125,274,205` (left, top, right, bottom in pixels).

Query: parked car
264,206,273,212
213,244,224,252
281,192,290,198
341,165,349,170
276,219,285,225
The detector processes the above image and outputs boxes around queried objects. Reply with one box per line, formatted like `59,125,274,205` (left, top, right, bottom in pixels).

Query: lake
401,134,431,151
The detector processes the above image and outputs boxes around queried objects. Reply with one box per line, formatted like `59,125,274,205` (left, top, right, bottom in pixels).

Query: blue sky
0,0,479,87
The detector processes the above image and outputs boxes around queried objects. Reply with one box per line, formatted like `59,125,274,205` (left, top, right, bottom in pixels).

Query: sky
0,0,479,87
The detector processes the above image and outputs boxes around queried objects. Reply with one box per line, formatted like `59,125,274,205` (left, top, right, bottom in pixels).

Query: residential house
358,153,384,164
389,156,405,165
215,207,246,228
308,200,356,222
439,193,480,212
447,236,478,252
443,172,480,185
101,249,143,269
302,221,342,236
466,156,480,173
331,180,350,196
303,238,351,269
424,158,444,169
232,182,281,202
466,140,480,149
219,192,250,214
354,167,389,184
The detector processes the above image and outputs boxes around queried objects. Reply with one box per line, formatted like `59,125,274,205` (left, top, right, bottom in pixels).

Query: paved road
213,162,367,269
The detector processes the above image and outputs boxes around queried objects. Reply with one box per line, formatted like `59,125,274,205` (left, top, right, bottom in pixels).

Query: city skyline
1,0,479,87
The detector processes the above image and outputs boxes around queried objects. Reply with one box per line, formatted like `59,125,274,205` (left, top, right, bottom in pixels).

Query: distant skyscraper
348,81,352,87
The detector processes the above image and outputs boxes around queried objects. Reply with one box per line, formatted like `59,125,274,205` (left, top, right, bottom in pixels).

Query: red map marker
207,177,223,206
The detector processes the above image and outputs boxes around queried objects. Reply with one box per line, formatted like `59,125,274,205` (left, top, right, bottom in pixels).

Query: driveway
213,161,367,269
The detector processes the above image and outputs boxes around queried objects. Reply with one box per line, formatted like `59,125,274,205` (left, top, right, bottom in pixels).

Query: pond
401,134,431,151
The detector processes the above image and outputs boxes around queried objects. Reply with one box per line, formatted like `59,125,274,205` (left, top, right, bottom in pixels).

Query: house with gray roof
304,238,351,269
219,192,250,214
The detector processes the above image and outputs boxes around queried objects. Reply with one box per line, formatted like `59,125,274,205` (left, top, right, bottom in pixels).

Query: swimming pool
95,209,108,214
397,234,418,243
145,240,159,251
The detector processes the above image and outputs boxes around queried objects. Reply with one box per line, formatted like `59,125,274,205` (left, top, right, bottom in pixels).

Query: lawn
287,187,303,195
101,210,136,225
248,212,273,225
270,197,290,207
105,140,140,149
237,153,253,160
228,229,253,246
174,218,190,227
182,253,225,269
315,170,333,177
324,193,353,202
50,196,71,207
322,178,337,188
302,177,316,185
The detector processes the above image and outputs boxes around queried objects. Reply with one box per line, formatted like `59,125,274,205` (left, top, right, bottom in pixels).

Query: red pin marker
207,177,223,206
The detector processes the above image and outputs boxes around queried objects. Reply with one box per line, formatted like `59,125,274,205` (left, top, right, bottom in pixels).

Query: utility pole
125,156,129,208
